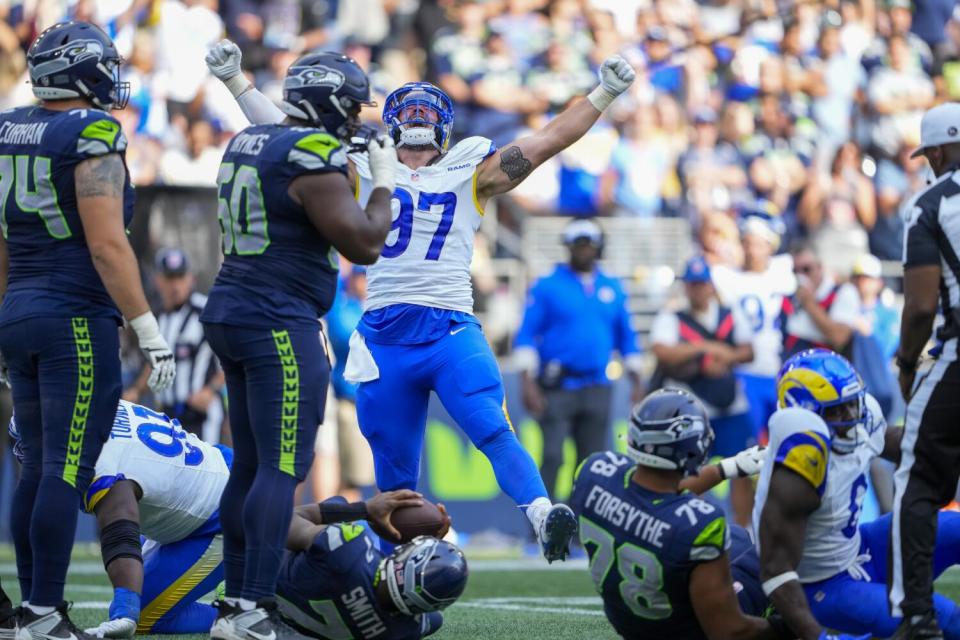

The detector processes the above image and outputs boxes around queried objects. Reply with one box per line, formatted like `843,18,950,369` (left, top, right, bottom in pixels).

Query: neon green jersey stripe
273,329,299,477
64,318,94,487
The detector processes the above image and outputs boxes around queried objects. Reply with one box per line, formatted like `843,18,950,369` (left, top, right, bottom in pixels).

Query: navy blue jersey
570,451,731,640
201,124,346,329
0,106,133,325
276,524,439,640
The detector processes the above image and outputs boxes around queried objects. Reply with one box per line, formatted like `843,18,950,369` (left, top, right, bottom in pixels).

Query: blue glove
818,632,872,640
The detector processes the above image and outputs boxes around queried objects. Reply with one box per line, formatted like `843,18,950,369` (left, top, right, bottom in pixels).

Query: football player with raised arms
204,40,637,561
199,52,398,639
0,21,176,640
754,349,960,639
9,401,466,640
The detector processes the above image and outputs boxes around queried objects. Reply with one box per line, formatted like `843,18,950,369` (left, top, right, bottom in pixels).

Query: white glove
587,55,637,112
205,39,249,97
367,135,398,193
85,617,137,639
718,445,766,480
129,312,175,393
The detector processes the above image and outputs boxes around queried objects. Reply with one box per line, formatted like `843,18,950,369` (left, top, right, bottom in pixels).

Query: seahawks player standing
755,349,960,639
0,21,175,640
570,389,798,640
206,39,637,563
200,53,397,640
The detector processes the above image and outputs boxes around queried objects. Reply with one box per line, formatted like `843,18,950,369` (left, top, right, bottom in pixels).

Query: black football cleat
15,602,96,640
540,503,578,563
209,598,307,640
891,613,945,640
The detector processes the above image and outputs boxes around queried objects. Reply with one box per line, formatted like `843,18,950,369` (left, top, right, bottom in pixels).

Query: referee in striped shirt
124,248,224,437
891,102,960,639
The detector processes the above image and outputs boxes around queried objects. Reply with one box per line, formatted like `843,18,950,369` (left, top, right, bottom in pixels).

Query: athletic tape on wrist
587,86,618,112
761,571,799,596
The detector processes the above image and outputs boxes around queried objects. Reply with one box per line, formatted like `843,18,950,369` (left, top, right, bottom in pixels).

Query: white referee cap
911,102,960,158
563,218,603,245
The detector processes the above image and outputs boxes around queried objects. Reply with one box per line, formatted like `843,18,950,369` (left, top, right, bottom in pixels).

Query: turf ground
4,550,960,640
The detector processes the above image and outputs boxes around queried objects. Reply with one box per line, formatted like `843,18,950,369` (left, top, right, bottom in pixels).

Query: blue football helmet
382,82,454,152
280,52,374,141
777,348,866,454
381,536,467,615
626,389,714,477
28,21,129,109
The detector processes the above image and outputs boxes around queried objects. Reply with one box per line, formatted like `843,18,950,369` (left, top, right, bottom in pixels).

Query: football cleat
209,599,306,640
539,503,578,563
0,607,15,640
15,603,97,640
83,617,135,639
891,613,945,640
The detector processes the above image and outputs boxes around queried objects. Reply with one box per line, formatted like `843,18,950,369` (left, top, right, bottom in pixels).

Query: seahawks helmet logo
30,39,104,78
285,65,345,91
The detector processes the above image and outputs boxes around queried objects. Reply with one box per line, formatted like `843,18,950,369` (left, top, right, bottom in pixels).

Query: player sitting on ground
569,388,796,640
755,348,960,639
205,39,639,563
10,400,465,640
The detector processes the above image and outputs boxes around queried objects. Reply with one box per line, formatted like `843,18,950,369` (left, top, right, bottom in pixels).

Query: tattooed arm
474,98,607,204
75,154,151,320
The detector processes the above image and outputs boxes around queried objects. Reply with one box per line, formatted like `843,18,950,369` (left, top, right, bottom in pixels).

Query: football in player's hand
390,499,446,542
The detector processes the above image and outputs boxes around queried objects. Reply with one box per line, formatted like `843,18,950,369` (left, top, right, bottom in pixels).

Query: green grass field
3,550,960,640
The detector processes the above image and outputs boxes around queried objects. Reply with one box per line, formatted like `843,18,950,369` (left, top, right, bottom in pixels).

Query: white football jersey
351,137,496,313
712,257,796,376
84,400,230,544
752,395,885,583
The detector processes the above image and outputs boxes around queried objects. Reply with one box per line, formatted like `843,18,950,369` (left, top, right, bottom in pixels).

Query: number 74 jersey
351,136,496,313
82,400,230,544
570,451,731,640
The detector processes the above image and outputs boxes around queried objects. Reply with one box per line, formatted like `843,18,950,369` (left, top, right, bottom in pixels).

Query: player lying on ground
205,39,640,562
10,400,466,640
569,388,804,640
755,348,960,639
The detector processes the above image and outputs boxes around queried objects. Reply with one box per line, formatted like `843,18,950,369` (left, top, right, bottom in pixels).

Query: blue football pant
0,317,121,606
802,512,960,638
204,323,329,601
357,323,547,507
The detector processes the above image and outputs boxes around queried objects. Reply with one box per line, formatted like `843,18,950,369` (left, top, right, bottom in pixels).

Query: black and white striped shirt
156,292,219,409
903,169,960,360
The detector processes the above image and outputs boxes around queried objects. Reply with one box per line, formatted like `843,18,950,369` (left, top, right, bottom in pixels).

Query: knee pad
101,519,142,569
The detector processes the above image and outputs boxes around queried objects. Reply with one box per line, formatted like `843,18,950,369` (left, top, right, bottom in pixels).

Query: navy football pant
0,316,121,605
204,323,328,601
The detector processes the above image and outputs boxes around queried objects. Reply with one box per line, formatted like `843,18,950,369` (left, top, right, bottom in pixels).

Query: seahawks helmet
28,21,129,109
626,389,714,477
777,348,866,454
280,52,374,141
382,82,455,152
380,536,467,615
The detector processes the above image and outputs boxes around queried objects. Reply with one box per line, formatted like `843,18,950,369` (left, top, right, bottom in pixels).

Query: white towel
344,330,380,383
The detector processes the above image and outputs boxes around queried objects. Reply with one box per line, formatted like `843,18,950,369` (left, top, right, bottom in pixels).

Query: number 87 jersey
570,451,731,640
351,136,496,313
82,400,230,544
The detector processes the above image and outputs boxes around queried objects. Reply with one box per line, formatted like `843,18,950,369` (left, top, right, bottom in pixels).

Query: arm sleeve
689,514,731,563
237,88,285,125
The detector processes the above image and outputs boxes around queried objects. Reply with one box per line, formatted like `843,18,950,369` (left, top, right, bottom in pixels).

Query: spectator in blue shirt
514,219,643,499
326,265,375,502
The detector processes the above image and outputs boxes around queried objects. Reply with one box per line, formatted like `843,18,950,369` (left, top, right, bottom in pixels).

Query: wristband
587,86,618,112
318,499,368,524
224,74,252,99
761,571,799,596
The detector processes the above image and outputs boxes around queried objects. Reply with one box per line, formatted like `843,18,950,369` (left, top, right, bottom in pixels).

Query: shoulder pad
321,522,367,552
287,130,347,171
689,513,730,562
69,110,127,157
83,473,125,513
773,428,830,496
768,408,830,443
437,136,497,171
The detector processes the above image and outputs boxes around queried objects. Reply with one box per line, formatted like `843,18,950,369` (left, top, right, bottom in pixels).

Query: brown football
390,500,445,543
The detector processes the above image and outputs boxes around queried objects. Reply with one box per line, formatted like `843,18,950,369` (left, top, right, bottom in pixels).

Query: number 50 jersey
351,137,496,314
570,452,731,640
82,400,230,544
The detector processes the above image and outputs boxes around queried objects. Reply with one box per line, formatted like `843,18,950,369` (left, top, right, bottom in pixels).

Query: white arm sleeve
237,89,285,125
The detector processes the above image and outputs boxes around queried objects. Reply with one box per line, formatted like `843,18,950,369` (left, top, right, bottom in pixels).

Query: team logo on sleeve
284,66,345,91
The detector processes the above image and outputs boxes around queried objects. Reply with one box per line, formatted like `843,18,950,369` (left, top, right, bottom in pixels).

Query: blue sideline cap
682,256,712,283
155,248,190,277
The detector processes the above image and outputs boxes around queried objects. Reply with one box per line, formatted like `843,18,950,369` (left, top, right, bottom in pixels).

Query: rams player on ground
755,349,960,639
570,389,800,640
11,401,465,640
205,39,638,563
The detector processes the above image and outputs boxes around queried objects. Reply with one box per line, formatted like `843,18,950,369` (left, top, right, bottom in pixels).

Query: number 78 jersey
351,136,497,313
570,451,731,640
82,400,230,544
